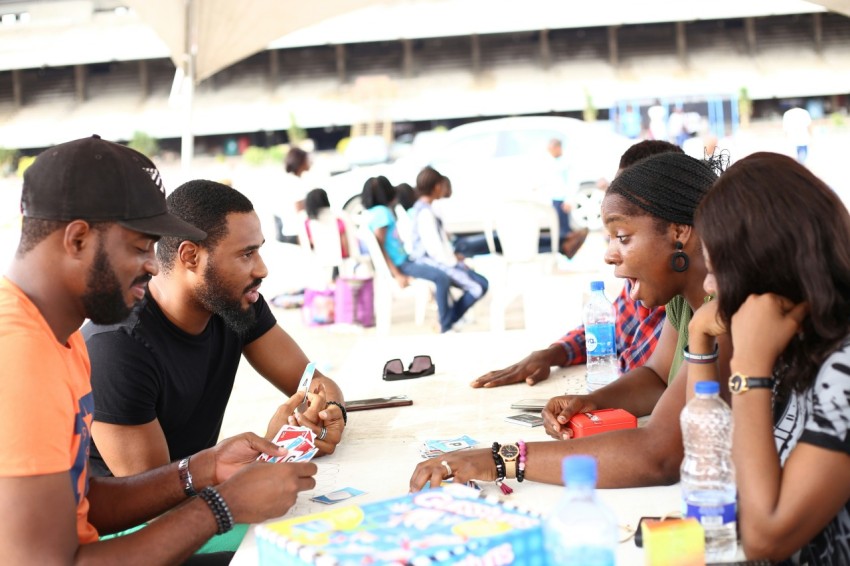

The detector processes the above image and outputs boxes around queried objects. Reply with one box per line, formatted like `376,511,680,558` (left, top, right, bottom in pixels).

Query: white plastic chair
393,203,415,255
298,210,369,287
356,224,433,334
480,200,560,331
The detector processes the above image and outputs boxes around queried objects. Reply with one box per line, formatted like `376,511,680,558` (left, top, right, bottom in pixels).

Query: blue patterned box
256,484,546,565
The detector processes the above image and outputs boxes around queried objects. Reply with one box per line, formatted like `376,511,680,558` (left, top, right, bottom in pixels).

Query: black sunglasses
382,355,435,381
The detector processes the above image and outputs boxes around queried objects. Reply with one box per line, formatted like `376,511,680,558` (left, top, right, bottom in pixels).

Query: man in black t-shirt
84,180,346,477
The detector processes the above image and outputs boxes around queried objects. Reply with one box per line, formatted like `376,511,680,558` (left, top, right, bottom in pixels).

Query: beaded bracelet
517,440,527,483
490,442,506,481
682,344,719,364
198,487,234,535
326,401,348,425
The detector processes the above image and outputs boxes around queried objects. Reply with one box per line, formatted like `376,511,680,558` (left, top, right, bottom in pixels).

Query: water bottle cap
561,455,598,486
590,281,605,292
694,381,720,395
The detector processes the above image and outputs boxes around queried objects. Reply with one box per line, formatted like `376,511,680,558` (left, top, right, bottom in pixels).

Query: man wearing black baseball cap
0,136,316,564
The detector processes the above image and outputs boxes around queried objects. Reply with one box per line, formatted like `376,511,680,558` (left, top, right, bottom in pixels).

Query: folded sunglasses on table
382,355,435,381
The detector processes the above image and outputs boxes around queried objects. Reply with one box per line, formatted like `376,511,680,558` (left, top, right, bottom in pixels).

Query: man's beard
196,259,259,334
81,240,145,325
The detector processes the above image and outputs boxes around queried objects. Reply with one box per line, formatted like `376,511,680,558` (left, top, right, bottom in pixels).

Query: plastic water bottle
680,381,737,560
544,455,617,566
583,281,618,392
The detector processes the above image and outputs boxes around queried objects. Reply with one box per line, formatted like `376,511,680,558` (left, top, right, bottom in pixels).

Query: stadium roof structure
0,0,834,74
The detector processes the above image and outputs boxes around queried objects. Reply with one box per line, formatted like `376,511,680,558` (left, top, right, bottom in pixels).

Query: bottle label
585,324,615,356
685,501,736,527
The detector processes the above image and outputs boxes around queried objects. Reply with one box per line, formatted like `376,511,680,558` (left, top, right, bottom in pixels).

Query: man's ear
177,240,201,272
63,220,97,257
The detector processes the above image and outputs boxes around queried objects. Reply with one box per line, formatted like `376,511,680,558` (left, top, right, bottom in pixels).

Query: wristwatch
498,443,520,479
729,372,774,395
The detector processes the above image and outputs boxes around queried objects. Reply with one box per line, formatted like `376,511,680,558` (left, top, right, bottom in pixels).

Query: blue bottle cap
590,281,605,292
561,455,598,487
694,381,720,395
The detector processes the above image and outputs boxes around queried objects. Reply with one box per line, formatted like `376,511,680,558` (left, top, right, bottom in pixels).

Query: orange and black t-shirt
0,277,98,544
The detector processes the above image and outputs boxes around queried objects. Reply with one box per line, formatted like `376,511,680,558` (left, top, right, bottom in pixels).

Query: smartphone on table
345,395,413,412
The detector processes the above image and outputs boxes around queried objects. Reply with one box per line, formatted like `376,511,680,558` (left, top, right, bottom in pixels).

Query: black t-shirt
83,292,277,477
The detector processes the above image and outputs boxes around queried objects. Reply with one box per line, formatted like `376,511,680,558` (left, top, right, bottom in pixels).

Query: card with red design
258,425,318,463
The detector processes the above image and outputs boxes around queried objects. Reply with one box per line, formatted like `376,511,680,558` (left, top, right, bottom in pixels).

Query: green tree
738,87,753,129
128,131,159,158
583,88,598,122
287,112,307,147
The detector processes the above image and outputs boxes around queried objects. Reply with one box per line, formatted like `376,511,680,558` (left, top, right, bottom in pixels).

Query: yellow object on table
642,517,705,566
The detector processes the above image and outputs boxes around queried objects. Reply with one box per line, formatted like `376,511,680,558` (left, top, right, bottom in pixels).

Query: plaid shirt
555,280,666,374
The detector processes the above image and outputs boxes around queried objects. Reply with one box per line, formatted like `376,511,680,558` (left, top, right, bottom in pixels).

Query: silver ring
318,426,327,441
441,460,452,477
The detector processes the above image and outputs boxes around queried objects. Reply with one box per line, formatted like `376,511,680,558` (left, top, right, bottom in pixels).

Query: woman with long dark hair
692,152,850,564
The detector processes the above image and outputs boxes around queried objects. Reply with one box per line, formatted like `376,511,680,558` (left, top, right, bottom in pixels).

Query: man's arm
243,324,343,403
0,434,316,565
92,419,170,476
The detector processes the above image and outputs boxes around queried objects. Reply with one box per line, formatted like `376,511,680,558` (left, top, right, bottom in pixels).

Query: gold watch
729,372,774,395
498,443,520,479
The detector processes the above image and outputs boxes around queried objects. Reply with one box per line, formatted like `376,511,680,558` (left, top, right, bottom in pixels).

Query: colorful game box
256,484,547,565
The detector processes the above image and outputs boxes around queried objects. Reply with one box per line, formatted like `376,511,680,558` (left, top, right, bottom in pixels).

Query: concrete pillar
402,39,414,78
74,64,87,103
471,34,481,75
676,21,687,67
540,29,551,69
138,59,149,99
608,26,619,68
12,69,23,108
269,49,279,87
335,44,346,84
813,12,823,54
745,17,757,56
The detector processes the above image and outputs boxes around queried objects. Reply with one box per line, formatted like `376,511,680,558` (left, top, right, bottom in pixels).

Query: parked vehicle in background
342,135,390,168
326,116,632,234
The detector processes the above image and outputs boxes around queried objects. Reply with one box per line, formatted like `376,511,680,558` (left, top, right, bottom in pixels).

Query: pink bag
302,288,335,326
333,277,374,327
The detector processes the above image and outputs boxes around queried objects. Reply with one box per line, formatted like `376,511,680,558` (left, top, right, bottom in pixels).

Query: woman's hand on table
542,395,598,440
470,346,563,388
409,449,496,492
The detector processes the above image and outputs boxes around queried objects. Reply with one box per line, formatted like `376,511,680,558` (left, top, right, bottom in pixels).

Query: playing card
295,362,316,413
310,487,365,505
419,435,478,457
259,424,318,463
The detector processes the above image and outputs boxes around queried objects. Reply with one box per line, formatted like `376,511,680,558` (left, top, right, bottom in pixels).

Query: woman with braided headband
410,152,731,491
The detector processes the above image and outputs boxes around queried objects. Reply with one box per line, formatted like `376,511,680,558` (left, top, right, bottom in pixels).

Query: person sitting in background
472,140,681,388
303,188,350,260
361,175,459,332
274,147,312,244
691,152,850,564
394,182,417,211
411,151,725,492
84,180,346,482
546,138,589,259
409,167,488,333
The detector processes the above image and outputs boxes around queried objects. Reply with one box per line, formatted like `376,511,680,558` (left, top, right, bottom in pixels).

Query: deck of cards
419,435,478,458
259,424,319,463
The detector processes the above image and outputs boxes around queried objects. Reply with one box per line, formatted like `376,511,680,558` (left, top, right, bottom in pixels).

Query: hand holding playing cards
216,459,317,524
542,395,598,440
283,387,345,456
202,432,291,484
409,448,496,492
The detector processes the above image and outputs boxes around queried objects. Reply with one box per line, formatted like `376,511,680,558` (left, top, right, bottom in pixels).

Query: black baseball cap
21,135,206,240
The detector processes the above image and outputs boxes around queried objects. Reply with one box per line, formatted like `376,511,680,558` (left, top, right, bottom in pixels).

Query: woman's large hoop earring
670,241,689,273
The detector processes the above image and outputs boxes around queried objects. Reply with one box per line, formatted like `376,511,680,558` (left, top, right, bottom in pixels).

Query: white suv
326,116,632,234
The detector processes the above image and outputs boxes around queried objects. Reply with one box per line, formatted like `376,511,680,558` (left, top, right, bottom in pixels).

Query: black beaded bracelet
326,401,348,425
491,442,506,481
198,487,234,535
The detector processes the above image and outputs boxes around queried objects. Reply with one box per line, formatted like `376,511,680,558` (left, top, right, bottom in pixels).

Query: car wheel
343,195,365,218
570,183,605,231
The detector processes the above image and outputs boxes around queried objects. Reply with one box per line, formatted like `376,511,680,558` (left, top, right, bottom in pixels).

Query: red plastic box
566,408,637,438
